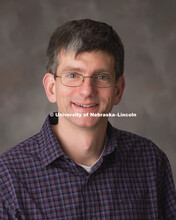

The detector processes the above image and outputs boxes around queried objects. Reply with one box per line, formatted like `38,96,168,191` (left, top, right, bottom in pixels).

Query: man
0,19,175,219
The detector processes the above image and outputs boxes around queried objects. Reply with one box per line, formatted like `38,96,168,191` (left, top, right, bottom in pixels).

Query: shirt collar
103,122,120,156
38,113,119,168
38,114,64,168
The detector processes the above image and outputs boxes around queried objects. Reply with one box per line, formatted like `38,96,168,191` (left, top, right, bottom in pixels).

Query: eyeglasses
54,72,115,88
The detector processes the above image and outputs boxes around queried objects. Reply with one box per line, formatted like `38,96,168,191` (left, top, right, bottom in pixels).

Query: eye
67,73,78,78
96,74,109,80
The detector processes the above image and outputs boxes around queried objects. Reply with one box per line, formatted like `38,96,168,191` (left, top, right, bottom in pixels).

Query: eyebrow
62,67,82,72
61,66,112,74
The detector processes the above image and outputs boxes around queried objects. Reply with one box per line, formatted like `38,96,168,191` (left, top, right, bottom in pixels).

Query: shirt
78,138,107,173
0,114,176,220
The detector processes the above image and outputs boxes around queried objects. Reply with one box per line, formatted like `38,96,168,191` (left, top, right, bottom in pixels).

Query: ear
113,76,125,105
43,73,56,103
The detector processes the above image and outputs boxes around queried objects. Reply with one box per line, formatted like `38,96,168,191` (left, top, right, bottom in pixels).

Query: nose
79,77,97,97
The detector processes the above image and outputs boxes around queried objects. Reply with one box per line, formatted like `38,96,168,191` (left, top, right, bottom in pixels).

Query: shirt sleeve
0,196,19,220
0,158,21,220
157,152,176,219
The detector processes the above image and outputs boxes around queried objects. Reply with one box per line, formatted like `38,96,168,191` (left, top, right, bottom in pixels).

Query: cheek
107,90,118,107
100,90,115,106
55,86,76,108
55,84,71,98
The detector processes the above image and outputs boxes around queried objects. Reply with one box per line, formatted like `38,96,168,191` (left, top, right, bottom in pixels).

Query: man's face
47,50,124,128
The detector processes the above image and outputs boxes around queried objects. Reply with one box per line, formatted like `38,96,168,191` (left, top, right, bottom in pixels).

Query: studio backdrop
0,0,175,186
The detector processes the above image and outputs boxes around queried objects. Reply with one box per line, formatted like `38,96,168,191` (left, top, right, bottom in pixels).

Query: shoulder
0,133,40,166
0,133,41,206
0,133,41,187
109,124,168,166
110,124,160,150
109,125,175,185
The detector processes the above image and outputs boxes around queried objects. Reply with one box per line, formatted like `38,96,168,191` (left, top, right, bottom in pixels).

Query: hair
46,19,124,80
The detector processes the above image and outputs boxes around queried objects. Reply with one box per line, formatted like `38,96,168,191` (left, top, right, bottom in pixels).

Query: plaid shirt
0,114,176,219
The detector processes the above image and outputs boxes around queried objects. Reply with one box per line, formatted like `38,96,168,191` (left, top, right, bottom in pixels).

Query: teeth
74,103,96,108
80,105,94,108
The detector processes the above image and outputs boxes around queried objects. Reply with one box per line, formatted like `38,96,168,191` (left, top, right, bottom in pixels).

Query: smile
73,103,98,108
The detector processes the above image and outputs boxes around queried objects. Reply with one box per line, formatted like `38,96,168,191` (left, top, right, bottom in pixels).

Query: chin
71,117,106,129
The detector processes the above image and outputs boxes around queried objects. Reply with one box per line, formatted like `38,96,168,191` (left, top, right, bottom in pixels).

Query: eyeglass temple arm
52,74,60,79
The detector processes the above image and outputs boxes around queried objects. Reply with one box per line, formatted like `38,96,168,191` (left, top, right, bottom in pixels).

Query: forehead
56,50,115,73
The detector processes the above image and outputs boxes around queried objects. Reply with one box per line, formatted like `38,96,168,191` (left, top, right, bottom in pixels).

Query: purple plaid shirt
0,114,176,219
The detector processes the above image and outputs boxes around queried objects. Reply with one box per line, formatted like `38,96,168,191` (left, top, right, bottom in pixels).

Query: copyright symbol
50,112,54,117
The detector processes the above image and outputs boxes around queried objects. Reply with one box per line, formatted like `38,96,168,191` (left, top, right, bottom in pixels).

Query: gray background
0,0,175,186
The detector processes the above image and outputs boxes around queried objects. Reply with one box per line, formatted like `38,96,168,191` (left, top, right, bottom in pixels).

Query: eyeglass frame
52,72,117,88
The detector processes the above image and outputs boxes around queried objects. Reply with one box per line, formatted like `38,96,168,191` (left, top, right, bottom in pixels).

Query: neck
52,117,108,166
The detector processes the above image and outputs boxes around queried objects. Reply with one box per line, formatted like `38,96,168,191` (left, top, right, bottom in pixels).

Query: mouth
73,102,98,108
